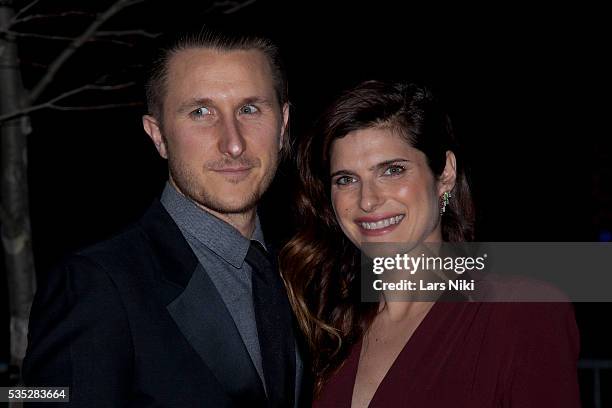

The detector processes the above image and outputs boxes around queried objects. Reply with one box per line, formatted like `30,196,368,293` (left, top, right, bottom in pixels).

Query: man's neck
196,204,257,238
168,180,257,238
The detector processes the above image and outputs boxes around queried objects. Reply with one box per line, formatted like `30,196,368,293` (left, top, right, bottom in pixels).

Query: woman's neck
378,298,434,323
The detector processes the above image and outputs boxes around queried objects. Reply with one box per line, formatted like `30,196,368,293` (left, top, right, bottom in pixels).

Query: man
23,25,305,407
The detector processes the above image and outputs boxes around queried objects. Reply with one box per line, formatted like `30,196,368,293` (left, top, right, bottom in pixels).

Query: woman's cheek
331,192,356,239
393,184,413,199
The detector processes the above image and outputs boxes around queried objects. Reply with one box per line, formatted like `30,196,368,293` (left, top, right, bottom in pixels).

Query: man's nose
359,180,383,212
217,116,246,158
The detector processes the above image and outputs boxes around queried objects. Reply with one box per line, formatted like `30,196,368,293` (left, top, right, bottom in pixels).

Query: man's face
144,48,288,216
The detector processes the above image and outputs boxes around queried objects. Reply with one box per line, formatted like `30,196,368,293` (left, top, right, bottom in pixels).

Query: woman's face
329,126,455,248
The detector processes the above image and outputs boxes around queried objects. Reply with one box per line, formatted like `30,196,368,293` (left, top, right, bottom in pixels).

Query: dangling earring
440,191,452,215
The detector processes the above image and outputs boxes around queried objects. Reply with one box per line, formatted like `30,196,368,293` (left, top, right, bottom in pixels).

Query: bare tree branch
205,0,257,14
123,0,148,8
94,38,136,47
29,0,145,102
0,82,136,123
223,0,257,14
1,30,75,41
15,59,49,70
9,0,42,25
0,29,152,46
11,11,94,25
48,101,142,111
96,29,160,38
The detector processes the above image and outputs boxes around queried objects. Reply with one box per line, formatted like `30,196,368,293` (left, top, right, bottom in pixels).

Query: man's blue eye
383,165,405,176
240,104,259,114
191,107,211,118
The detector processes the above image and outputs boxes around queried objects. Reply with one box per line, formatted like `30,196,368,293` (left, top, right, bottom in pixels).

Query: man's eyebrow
177,98,214,113
176,96,275,113
242,96,274,107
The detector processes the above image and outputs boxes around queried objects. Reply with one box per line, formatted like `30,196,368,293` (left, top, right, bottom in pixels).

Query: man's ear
279,103,289,151
438,150,457,195
142,115,168,159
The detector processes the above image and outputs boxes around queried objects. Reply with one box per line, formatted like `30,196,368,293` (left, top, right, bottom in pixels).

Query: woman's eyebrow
369,158,410,171
331,159,411,178
330,169,358,179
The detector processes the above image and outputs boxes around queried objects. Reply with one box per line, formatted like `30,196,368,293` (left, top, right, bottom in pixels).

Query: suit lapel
167,264,266,402
138,200,266,404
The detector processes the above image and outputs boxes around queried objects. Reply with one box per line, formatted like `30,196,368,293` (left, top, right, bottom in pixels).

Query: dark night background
1,0,610,405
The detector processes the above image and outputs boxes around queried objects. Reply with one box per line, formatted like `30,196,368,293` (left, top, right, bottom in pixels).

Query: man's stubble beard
166,145,279,216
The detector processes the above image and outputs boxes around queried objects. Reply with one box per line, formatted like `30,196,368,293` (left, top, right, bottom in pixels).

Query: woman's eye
190,107,211,119
383,165,405,176
240,104,259,114
335,176,356,186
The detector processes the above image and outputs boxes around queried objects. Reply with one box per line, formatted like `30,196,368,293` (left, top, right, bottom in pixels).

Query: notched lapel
167,264,267,404
139,201,198,305
139,201,266,405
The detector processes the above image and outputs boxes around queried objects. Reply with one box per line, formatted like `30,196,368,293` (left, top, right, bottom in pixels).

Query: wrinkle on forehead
165,48,276,107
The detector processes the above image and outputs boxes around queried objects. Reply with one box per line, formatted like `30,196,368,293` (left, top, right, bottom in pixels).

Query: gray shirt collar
160,182,266,269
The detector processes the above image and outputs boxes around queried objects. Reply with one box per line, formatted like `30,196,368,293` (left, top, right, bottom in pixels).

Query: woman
280,80,580,407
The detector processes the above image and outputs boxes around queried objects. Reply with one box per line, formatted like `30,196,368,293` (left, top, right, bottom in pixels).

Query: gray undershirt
160,182,266,386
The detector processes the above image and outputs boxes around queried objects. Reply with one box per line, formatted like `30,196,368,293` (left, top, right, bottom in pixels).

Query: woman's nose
359,181,383,212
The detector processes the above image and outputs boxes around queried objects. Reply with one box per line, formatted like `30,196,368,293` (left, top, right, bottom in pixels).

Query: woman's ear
438,150,457,195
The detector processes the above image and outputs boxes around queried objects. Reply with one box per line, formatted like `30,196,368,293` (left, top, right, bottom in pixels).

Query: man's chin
213,201,258,215
171,173,270,215
195,191,260,215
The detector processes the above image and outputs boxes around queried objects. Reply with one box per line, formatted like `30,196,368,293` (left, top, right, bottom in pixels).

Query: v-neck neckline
348,301,441,408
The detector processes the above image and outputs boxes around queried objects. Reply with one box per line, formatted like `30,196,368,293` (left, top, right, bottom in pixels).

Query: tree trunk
0,0,36,391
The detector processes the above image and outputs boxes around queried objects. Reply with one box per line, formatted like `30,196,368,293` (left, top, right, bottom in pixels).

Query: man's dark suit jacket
23,200,308,407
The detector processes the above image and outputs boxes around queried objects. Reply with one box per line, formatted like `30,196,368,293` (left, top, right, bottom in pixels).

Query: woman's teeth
360,215,404,230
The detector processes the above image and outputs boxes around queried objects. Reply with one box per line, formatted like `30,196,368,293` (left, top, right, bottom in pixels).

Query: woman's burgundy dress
314,302,580,407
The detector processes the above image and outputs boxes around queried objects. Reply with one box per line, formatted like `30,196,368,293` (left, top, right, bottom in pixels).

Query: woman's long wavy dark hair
279,80,475,395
